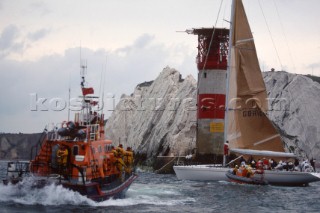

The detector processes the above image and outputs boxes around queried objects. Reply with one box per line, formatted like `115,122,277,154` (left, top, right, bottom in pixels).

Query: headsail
226,0,284,152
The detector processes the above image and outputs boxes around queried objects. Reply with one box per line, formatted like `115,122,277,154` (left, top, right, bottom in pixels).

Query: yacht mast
224,0,236,145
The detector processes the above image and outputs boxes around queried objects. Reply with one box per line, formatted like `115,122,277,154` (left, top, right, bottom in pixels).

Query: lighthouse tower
188,28,229,162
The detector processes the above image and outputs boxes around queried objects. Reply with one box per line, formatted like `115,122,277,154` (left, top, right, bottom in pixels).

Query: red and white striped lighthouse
188,28,229,161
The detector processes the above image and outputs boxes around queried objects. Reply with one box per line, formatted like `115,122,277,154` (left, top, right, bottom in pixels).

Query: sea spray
0,175,194,207
0,181,95,206
1,162,319,213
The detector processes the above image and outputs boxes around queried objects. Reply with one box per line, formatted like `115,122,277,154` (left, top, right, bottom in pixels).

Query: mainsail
226,0,284,152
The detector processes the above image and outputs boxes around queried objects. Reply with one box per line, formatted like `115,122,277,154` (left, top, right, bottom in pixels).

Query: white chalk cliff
105,67,197,164
105,67,320,165
264,71,320,159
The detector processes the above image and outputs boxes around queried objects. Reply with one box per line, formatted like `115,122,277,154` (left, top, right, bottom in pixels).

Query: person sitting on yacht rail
269,159,277,169
301,159,314,172
250,160,256,168
262,158,270,170
287,161,294,171
275,160,288,171
254,163,265,175
256,159,263,169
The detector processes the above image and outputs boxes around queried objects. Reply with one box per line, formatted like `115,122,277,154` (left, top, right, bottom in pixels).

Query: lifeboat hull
3,170,138,202
63,174,138,201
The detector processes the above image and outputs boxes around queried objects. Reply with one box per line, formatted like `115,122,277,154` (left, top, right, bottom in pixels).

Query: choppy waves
1,161,320,212
0,172,195,208
0,178,95,206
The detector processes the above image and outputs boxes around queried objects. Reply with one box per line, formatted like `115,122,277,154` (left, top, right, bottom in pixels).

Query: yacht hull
174,165,229,181
173,165,320,186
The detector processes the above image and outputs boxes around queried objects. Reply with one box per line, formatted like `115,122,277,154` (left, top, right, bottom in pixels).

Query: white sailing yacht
173,0,320,186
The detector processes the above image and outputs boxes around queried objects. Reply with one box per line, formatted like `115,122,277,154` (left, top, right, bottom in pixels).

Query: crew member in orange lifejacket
124,147,134,174
118,144,125,155
241,165,248,177
232,165,239,175
113,144,126,180
57,146,68,166
110,146,118,174
56,145,69,173
246,165,253,178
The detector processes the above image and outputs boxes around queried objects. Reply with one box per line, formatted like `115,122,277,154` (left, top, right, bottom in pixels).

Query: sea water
1,161,320,213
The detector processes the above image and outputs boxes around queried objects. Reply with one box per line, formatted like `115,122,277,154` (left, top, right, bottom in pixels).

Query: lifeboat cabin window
105,144,110,152
98,145,102,153
73,145,79,156
91,147,96,154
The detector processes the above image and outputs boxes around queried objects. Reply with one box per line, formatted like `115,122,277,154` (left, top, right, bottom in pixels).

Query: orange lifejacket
124,151,133,166
242,168,248,177
57,149,68,165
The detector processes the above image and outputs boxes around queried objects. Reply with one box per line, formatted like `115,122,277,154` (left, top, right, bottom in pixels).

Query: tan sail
227,0,284,152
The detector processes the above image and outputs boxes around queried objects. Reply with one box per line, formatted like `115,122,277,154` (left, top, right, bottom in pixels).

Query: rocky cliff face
264,71,320,159
105,67,197,165
0,133,42,159
105,68,320,166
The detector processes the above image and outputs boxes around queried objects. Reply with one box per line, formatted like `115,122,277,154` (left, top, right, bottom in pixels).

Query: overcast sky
0,0,319,133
